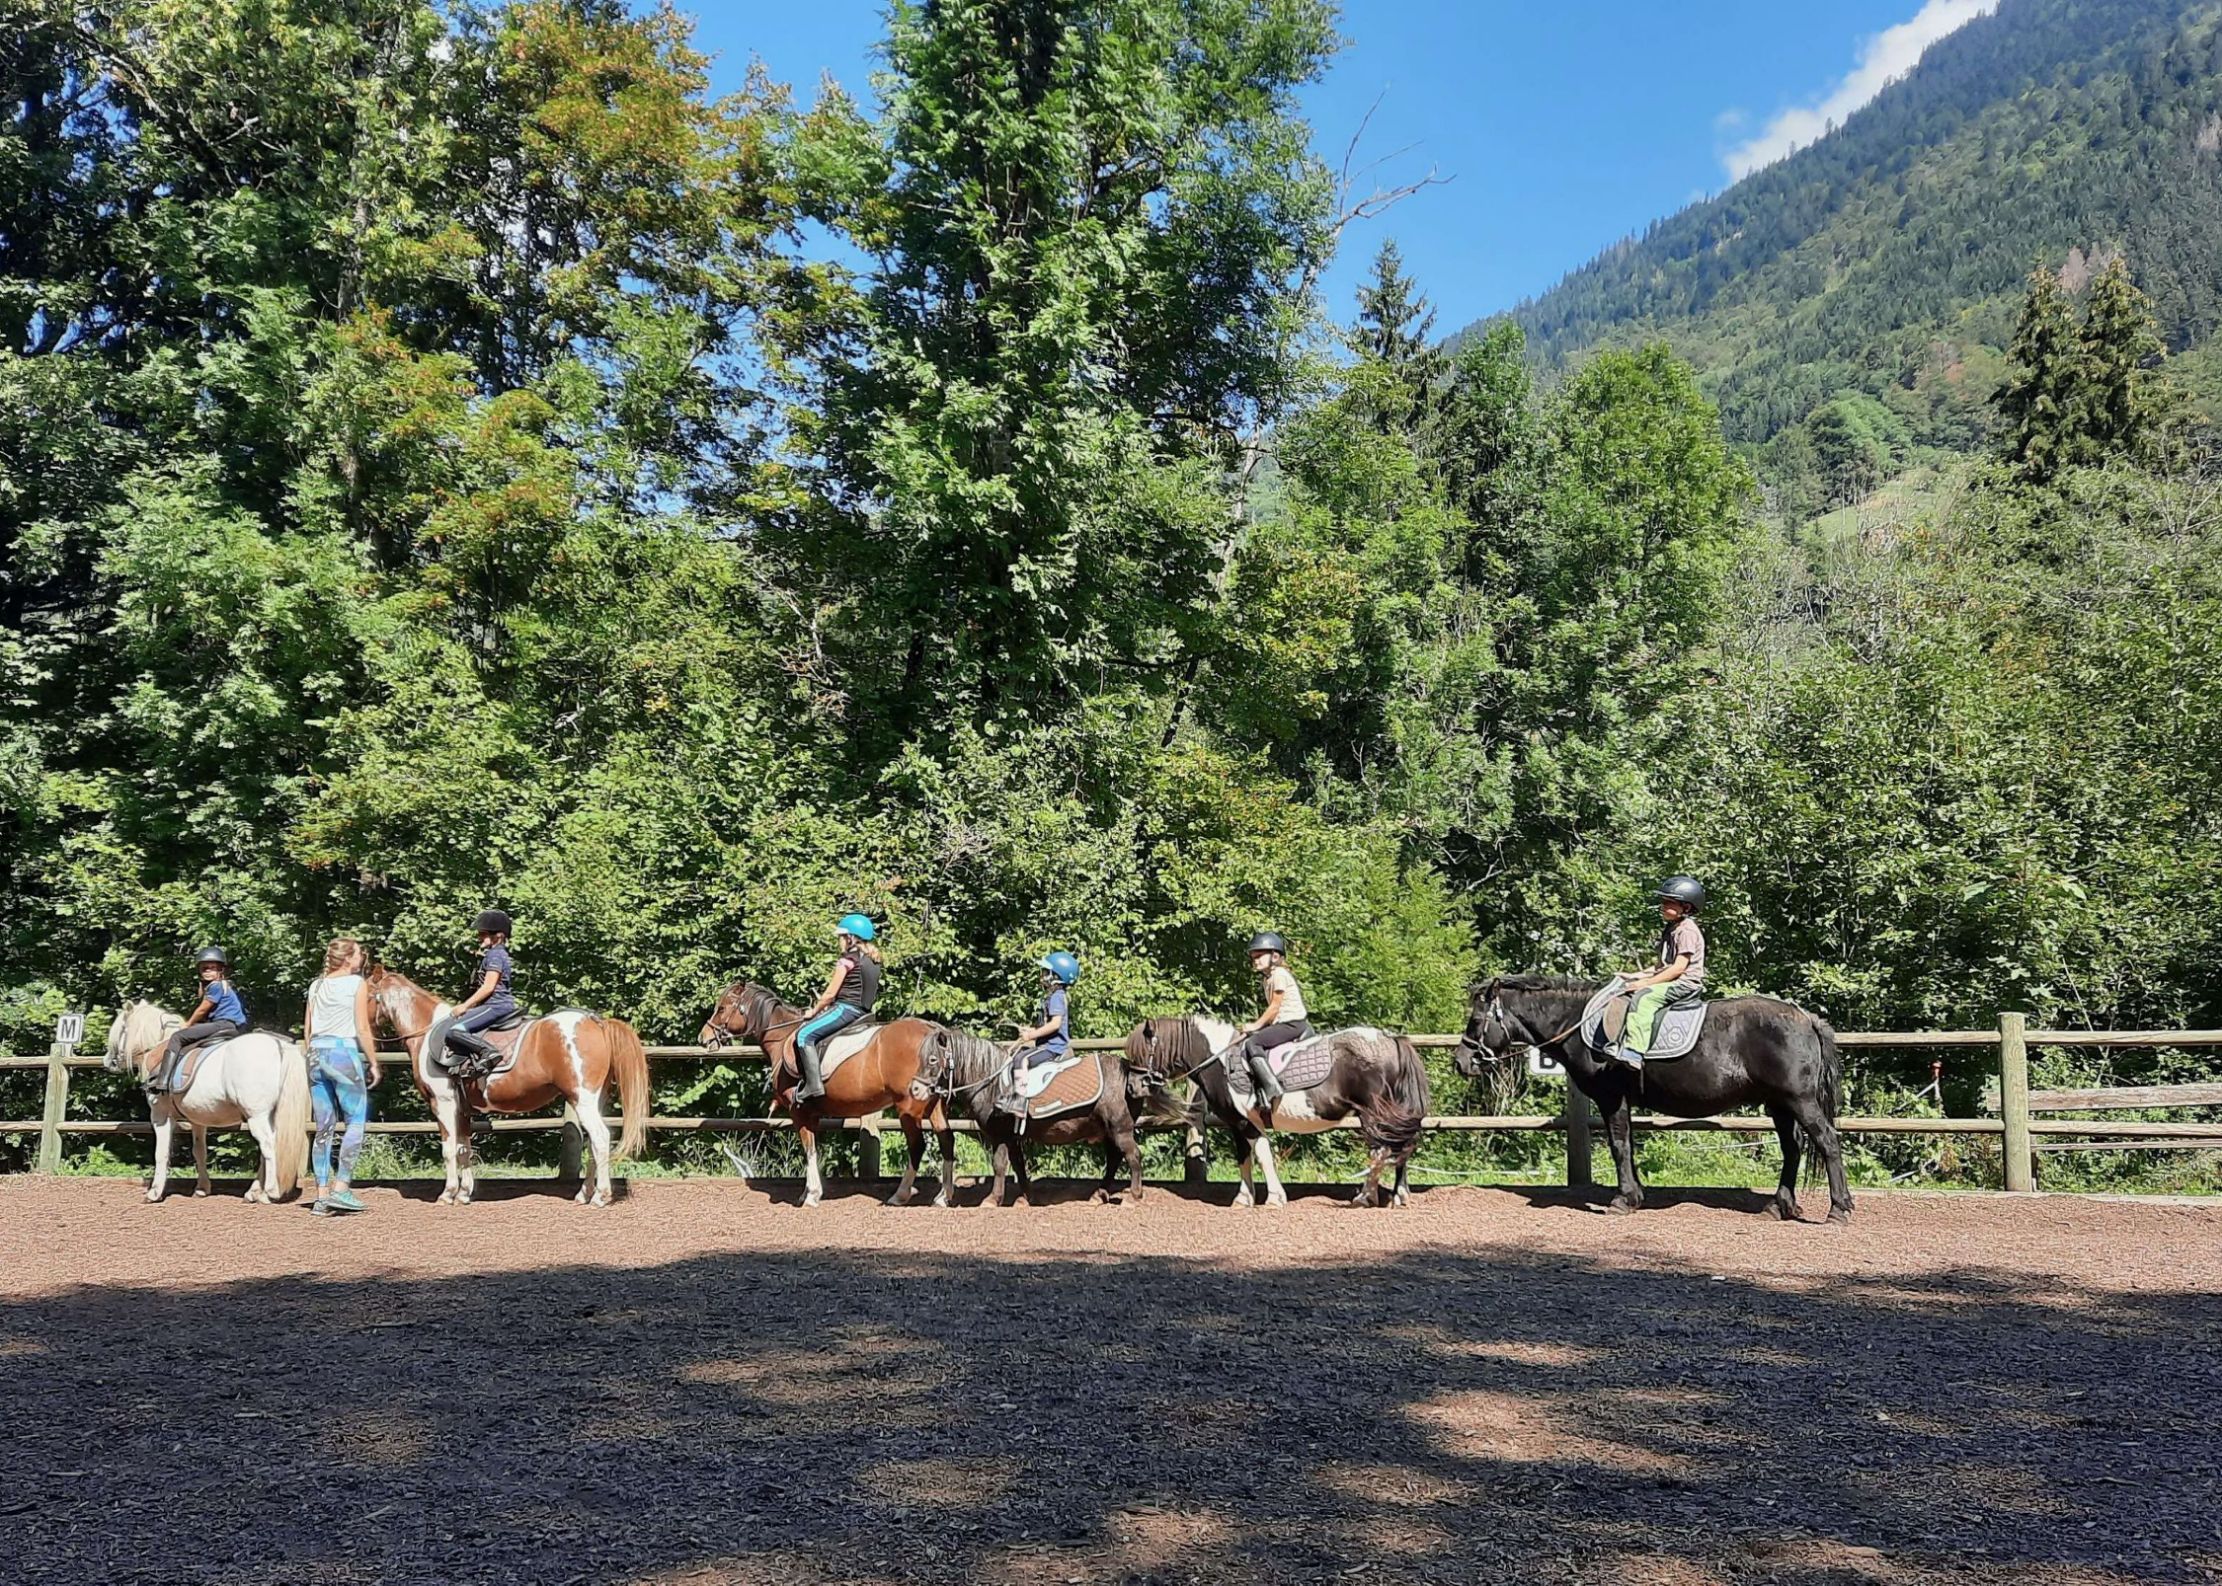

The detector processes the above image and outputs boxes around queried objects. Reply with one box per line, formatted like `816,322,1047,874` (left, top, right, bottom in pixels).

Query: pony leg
798,1120,823,1207
1091,1138,1118,1204
1392,1154,1412,1208
1602,1097,1644,1213
573,1088,615,1207
433,1084,464,1205
1792,1099,1854,1224
1353,1145,1388,1208
242,1108,278,1204
1233,1133,1256,1208
147,1106,173,1203
885,1117,925,1207
1010,1140,1033,1207
1117,1119,1144,1205
932,1120,957,1209
191,1124,211,1198
987,1139,1009,1207
1768,1105,1803,1222
1252,1133,1288,1208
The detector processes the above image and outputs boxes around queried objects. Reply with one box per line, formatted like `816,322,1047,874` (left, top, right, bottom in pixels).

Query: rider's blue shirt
1034,987,1071,1057
201,978,246,1026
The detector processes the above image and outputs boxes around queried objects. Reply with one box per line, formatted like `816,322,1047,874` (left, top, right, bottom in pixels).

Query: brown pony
367,965,648,1207
699,980,956,1208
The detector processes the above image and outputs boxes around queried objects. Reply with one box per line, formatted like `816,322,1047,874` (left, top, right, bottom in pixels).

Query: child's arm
1246,983,1285,1035
1645,953,1691,988
301,994,318,1043
454,970,500,1014
188,995,215,1024
1012,1015,1056,1044
807,960,850,1016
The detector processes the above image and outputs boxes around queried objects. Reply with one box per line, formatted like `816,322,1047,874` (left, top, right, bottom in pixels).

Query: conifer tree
1998,264,2085,484
2077,255,2164,462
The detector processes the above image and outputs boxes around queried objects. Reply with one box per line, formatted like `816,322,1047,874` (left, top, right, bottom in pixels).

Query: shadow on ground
1,1200,2216,1584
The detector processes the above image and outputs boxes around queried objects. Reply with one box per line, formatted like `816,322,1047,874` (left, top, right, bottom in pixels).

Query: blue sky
690,1,1994,335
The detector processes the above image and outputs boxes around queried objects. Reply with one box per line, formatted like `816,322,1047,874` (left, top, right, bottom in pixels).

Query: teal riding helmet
836,913,877,942
1039,951,1080,985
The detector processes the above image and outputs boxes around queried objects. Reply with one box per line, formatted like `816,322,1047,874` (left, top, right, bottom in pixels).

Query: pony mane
941,1029,1009,1086
110,1000,180,1068
1491,974,1596,996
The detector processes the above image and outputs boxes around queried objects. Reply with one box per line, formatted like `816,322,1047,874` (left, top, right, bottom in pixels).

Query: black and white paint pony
1124,1017,1428,1208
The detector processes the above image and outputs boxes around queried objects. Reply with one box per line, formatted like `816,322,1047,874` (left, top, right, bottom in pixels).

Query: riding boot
446,1029,498,1079
1248,1052,1284,1115
794,1041,827,1104
149,1039,186,1094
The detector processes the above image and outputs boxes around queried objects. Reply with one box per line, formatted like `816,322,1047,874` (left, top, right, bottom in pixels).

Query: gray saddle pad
1581,981,1706,1061
427,1013,531,1079
1226,1029,1336,1098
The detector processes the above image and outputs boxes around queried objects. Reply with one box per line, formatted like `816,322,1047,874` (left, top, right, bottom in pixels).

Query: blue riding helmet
836,913,877,942
1039,951,1080,986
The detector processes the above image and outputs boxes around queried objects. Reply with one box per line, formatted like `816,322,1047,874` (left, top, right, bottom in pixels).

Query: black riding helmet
195,946,230,969
1655,876,1707,912
473,908,513,937
1247,931,1288,958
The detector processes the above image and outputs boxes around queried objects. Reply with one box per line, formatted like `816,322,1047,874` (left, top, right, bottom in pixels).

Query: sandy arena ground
1,1174,2217,1585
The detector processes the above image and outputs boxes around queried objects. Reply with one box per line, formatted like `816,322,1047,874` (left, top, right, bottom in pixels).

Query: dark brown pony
699,981,956,1208
367,965,648,1207
1124,1016,1429,1208
919,1028,1157,1206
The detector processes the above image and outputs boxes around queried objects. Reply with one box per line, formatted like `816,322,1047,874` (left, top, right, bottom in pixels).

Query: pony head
699,982,786,1049
1122,1016,1231,1082
104,1001,176,1077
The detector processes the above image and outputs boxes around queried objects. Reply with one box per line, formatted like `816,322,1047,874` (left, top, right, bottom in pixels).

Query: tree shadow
1,1208,2214,1584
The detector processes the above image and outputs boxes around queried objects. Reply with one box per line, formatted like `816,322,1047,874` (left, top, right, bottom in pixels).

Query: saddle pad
1580,982,1706,1061
1226,1029,1343,1100
1018,1052,1103,1119
428,1014,535,1080
816,1023,880,1080
159,1033,262,1094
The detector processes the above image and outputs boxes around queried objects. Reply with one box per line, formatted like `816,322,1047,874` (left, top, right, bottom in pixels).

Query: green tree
2000,264,2085,484
2077,255,2164,461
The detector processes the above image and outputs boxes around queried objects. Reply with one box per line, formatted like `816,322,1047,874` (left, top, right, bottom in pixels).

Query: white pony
104,1001,310,1203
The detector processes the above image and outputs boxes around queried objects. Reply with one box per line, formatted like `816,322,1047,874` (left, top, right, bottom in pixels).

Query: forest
3,0,2218,1182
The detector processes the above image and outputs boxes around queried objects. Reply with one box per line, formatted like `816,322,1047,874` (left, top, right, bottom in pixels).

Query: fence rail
7,1019,2219,1191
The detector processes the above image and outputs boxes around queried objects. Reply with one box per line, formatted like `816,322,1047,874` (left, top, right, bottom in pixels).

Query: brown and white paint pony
367,965,648,1206
104,1001,310,1203
1125,1016,1429,1208
698,980,956,1209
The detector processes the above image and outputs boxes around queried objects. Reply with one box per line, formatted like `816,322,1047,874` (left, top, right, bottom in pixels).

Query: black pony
921,1029,1152,1206
1456,976,1852,1223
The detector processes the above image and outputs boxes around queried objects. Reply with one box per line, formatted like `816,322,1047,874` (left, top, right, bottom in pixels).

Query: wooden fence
5,1017,2219,1191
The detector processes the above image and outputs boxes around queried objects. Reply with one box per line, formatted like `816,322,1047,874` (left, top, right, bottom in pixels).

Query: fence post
1998,1011,2034,1193
556,1104,584,1185
36,1042,70,1174
1562,1082,1593,1190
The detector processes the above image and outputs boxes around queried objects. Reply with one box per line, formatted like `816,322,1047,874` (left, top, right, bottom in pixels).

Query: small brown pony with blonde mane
367,965,648,1206
699,981,955,1208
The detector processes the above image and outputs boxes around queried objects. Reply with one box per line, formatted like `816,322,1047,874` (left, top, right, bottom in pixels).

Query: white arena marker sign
54,1012,85,1049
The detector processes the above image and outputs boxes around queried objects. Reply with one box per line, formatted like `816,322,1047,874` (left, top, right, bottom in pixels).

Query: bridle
1467,991,1581,1068
702,986,809,1051
1131,1019,1231,1090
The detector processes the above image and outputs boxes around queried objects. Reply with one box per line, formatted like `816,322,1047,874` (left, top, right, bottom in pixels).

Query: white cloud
1720,0,1999,181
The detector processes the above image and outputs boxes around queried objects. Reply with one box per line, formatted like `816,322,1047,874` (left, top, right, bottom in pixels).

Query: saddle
431,1010,537,1080
1581,979,1706,1061
1013,1051,1103,1120
154,1031,262,1095
1225,1027,1334,1100
779,1022,881,1090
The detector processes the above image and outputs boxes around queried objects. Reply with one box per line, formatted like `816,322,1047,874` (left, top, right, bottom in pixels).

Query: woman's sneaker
316,1187,366,1215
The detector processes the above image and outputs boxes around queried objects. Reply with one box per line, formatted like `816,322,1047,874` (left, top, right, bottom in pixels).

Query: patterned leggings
309,1037,370,1185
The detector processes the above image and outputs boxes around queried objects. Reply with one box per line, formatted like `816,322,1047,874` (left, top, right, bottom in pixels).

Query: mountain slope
1460,0,2222,450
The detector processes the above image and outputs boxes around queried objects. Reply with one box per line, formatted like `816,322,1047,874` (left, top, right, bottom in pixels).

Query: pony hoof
456,1193,473,1206
589,1192,611,1208
436,1191,456,1206
1769,1200,1799,1222
1826,1208,1852,1226
1393,1192,1410,1209
1265,1194,1288,1210
802,1193,821,1209
144,1189,161,1204
1606,1197,1638,1216
1090,1189,1110,1205
193,1187,210,1199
